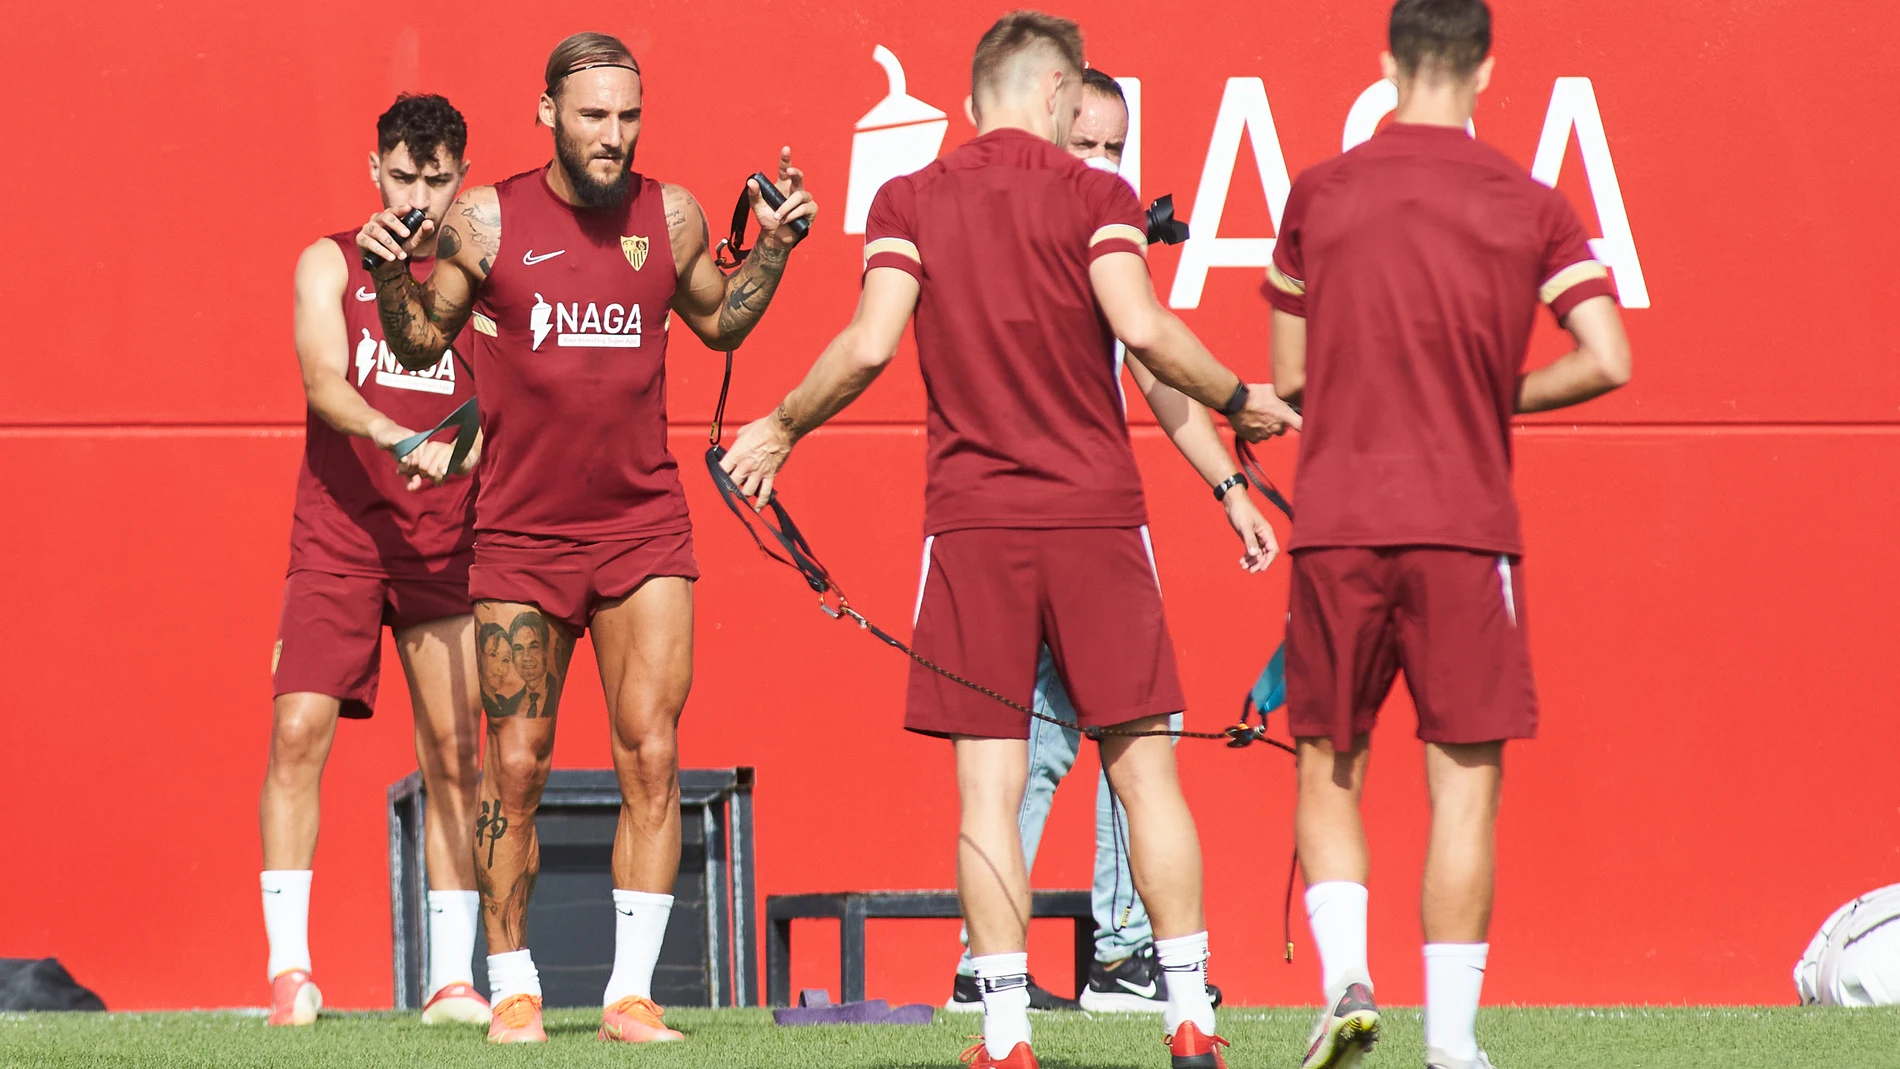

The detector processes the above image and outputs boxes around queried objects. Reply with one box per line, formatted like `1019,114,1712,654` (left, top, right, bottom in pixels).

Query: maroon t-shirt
864,127,1151,535
286,234,476,580
465,167,686,540
1265,124,1617,556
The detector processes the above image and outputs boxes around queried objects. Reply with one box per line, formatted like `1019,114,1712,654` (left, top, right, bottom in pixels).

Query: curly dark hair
376,92,468,166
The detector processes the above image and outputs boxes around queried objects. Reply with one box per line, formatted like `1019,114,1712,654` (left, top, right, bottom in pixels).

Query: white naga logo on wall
843,46,948,235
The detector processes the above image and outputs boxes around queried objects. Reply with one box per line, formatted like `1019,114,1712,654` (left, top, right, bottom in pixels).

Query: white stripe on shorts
912,535,937,625
1139,525,1161,592
1498,555,1517,627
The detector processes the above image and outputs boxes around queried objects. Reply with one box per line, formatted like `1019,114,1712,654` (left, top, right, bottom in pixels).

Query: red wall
2,0,1895,1010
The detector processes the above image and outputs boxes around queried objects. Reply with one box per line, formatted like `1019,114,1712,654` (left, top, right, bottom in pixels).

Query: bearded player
262,92,489,1028
359,32,815,1045
722,14,1292,1069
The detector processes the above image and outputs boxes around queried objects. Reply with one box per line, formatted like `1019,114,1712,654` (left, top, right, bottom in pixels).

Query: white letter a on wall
1531,77,1650,308
1167,78,1292,309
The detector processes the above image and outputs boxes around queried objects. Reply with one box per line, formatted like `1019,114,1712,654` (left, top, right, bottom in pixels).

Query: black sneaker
1079,943,1224,1013
945,973,1081,1012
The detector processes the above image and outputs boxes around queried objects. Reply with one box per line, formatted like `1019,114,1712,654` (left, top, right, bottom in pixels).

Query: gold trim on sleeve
863,237,922,265
1539,260,1609,304
1267,264,1306,296
1089,223,1149,250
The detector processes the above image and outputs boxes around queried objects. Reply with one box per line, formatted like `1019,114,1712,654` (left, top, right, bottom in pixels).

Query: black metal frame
764,890,1093,1005
388,767,757,1009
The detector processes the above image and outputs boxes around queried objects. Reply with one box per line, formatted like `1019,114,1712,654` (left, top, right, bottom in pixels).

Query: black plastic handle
362,207,430,271
748,172,811,241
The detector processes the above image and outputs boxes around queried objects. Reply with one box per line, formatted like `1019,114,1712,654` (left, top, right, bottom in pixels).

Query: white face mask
1082,154,1120,175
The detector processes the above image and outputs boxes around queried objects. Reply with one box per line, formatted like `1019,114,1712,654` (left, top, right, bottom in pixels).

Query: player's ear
964,95,977,127
1473,55,1496,94
1379,50,1399,83
368,150,382,187
537,92,557,130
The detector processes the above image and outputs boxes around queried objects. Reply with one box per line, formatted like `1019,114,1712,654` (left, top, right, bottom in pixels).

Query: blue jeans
958,647,1183,973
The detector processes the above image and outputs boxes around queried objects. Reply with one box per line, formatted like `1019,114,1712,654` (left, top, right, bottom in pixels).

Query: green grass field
3,1005,1897,1069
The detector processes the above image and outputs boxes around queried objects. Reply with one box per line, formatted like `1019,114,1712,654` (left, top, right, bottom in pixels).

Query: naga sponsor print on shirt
352,327,459,395
528,292,645,350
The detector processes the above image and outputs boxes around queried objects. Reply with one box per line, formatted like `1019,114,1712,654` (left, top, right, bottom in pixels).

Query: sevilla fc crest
621,235,649,271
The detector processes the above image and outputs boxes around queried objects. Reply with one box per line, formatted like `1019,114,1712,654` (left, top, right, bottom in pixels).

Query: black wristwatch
1219,379,1250,416
1213,473,1248,501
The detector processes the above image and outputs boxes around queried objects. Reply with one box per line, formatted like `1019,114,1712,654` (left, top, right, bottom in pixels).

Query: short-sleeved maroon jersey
864,128,1151,535
1266,123,1616,556
287,235,476,580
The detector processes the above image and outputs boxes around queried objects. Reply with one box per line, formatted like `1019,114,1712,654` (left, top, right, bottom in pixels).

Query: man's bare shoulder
659,182,711,265
453,185,502,232
659,182,706,231
295,236,349,293
440,185,503,276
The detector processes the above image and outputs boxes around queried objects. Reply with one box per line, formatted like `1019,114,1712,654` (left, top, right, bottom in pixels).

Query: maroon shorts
272,569,471,719
905,527,1185,739
467,529,700,635
1285,546,1537,749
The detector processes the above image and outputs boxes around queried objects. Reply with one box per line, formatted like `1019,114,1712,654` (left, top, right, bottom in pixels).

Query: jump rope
704,175,1310,966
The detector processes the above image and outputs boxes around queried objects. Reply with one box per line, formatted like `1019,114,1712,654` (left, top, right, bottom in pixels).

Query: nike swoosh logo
522,249,566,265
263,888,283,894
355,286,376,301
616,908,636,916
1115,978,1157,998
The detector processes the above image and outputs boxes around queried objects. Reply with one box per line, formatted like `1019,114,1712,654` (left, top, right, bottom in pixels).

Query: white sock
261,870,313,981
970,951,1032,1058
1154,932,1217,1037
1424,943,1488,1062
602,889,674,1005
426,890,480,995
1305,881,1371,1000
487,949,542,1003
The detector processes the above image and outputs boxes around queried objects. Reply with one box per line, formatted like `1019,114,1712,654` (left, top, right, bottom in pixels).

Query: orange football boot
420,982,492,1026
959,1040,1040,1068
266,969,321,1027
1168,1020,1232,1069
598,995,685,1043
486,993,547,1044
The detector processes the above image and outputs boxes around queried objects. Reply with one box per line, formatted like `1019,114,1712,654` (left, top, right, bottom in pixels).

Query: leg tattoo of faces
478,622,526,718
506,611,563,720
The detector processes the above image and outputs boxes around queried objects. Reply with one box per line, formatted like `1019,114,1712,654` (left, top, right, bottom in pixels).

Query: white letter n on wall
1532,77,1651,309
1167,78,1292,309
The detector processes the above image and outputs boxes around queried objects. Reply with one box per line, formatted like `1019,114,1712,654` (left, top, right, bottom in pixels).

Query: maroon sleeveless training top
466,167,686,540
285,234,477,580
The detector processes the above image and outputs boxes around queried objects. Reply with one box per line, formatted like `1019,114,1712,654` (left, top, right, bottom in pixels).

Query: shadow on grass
544,1019,603,1038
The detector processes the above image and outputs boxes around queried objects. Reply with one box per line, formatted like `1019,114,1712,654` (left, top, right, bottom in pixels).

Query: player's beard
555,120,633,209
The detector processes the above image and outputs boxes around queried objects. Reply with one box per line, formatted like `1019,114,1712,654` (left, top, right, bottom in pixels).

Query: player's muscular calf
472,600,574,951
359,186,499,371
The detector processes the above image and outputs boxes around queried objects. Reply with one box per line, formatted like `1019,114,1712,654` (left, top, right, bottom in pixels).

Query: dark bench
765,890,1093,1006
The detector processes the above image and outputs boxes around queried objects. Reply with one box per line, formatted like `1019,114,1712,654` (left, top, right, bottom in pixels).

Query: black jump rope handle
748,172,811,241
362,207,430,271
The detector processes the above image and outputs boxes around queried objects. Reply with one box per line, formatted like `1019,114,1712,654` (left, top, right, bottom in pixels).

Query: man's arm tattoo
459,200,501,261
374,272,452,370
714,239,792,343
